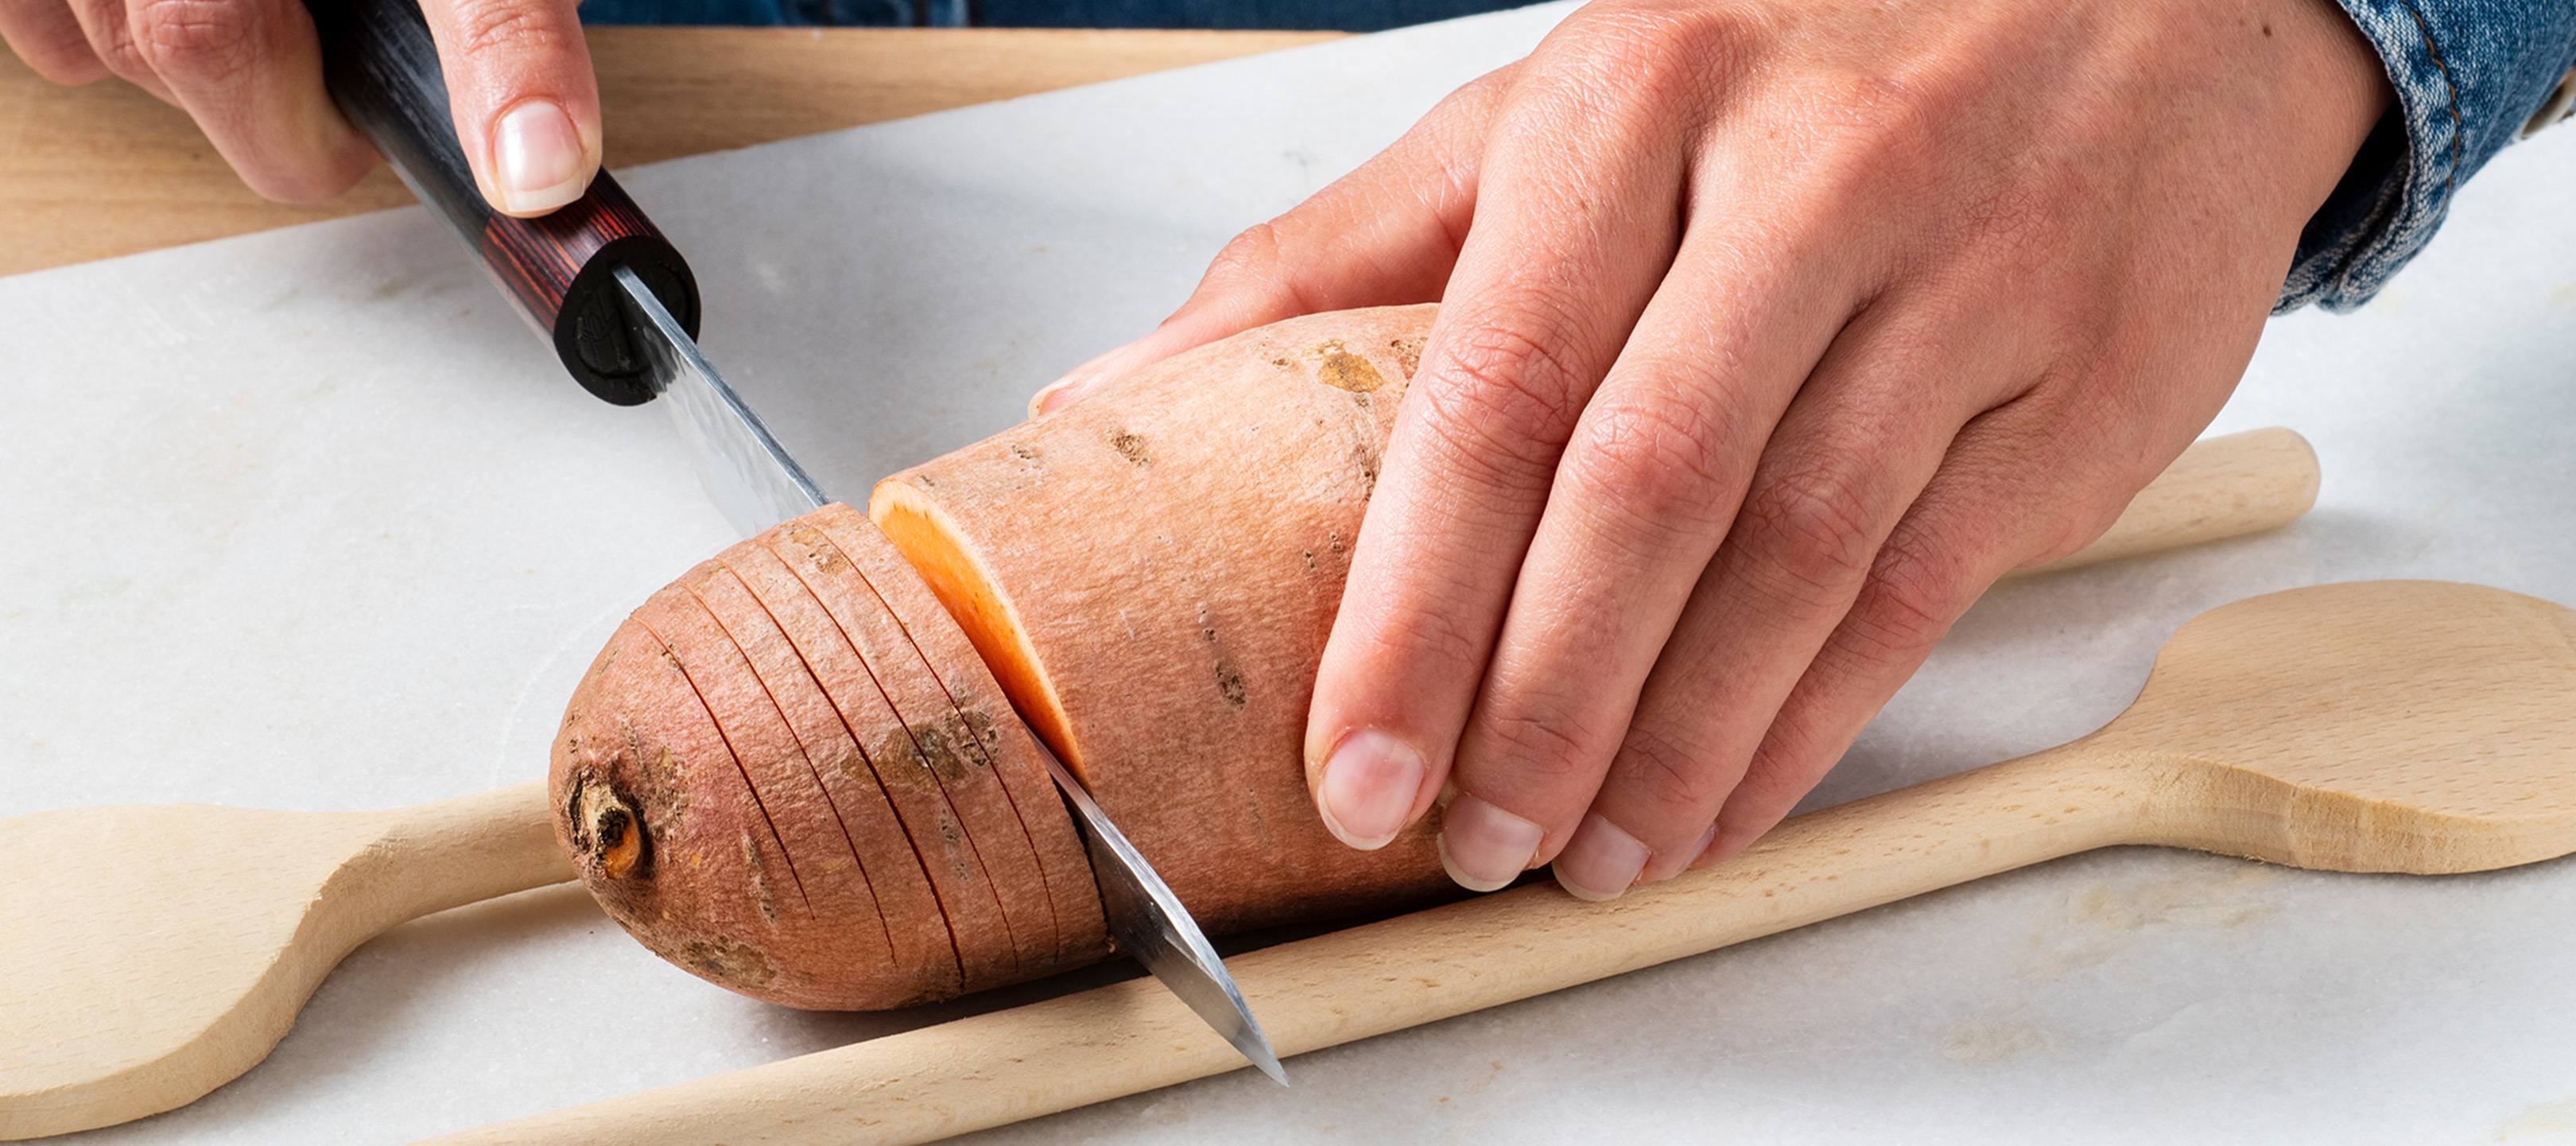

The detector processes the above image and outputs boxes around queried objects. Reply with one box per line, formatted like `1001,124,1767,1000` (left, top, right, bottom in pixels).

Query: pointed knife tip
1248,1045,1290,1088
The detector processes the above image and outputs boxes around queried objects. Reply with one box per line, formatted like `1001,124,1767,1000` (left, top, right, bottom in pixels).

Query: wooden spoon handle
2020,427,2318,577
354,781,574,927
416,746,2152,1146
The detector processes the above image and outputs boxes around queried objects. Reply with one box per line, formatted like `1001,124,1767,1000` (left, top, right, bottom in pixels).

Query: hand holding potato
1038,0,2392,899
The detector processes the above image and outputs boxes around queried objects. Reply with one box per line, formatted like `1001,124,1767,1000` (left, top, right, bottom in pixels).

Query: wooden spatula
0,427,2314,1140
0,785,566,1140
416,579,2576,1146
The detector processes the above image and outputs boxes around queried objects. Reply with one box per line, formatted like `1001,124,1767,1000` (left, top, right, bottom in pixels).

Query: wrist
2268,0,2399,216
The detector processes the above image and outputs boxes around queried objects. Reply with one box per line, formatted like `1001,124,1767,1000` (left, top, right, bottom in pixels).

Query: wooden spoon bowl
2110,579,2576,872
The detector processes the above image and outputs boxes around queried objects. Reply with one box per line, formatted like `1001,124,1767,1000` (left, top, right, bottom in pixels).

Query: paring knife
305,0,1286,1086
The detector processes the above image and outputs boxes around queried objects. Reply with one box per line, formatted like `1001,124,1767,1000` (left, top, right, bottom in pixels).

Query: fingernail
1313,728,1424,851
491,99,590,216
1553,814,1650,901
1026,370,1093,418
1689,823,1736,872
1643,822,1720,884
1030,340,1145,418
1437,794,1544,892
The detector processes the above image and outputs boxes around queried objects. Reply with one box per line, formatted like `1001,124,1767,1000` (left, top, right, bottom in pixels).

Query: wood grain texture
0,782,568,1141
416,580,2576,1146
0,26,1339,277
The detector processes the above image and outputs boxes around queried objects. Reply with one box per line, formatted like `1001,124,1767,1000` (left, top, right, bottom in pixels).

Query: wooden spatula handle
355,781,574,927
416,746,2151,1146
2020,426,2318,577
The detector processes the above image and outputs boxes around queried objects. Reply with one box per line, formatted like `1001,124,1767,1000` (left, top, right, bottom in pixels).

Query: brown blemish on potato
680,935,778,990
782,524,848,571
906,717,982,783
740,832,780,923
1310,340,1388,394
1108,429,1150,467
1216,662,1248,709
1009,444,1041,464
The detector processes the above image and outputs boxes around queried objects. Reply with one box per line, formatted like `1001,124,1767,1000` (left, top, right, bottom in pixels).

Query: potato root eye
568,778,646,880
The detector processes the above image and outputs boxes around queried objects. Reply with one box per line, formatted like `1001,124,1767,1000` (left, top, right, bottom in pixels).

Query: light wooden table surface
0,25,1336,278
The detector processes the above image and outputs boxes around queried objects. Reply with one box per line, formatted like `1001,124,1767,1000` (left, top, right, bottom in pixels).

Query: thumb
1026,64,1514,418
420,0,600,216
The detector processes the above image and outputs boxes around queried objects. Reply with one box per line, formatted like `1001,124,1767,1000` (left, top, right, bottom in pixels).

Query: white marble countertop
4,4,2574,1142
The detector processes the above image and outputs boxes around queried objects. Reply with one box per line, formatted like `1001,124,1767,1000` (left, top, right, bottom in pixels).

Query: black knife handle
305,0,695,406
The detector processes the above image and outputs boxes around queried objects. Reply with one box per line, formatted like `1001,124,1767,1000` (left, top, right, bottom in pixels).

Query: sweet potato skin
871,305,1453,936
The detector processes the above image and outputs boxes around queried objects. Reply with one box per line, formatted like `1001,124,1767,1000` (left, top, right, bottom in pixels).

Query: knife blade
305,0,1282,1081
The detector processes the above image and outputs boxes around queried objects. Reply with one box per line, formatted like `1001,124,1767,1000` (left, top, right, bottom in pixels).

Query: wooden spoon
0,426,2314,1140
417,580,2576,1146
0,785,566,1140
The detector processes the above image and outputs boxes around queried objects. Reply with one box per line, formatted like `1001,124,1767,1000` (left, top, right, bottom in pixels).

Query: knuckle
1563,394,1735,548
2023,498,2126,567
128,0,260,80
445,0,575,59
1609,721,1733,815
1528,2,1758,134
1732,461,1884,608
1470,705,1604,788
1577,1,1760,87
17,30,110,84
1721,747,1820,828
1845,533,1974,663
1414,320,1591,491
1204,220,1287,289
1349,591,1488,685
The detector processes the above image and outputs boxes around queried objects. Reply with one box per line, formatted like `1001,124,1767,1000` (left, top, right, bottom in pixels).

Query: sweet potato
558,306,1450,1008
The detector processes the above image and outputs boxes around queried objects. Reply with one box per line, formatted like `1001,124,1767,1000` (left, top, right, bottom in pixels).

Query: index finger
1302,30,1697,872
126,0,372,202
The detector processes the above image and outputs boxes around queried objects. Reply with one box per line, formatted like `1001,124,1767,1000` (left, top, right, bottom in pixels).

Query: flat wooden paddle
0,427,2314,1140
417,579,2576,1146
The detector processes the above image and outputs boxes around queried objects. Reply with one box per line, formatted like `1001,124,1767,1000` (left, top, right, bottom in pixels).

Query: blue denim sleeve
2283,0,2576,311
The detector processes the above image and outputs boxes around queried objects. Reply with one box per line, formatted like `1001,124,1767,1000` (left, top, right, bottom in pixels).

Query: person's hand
0,0,600,214
1032,0,2389,898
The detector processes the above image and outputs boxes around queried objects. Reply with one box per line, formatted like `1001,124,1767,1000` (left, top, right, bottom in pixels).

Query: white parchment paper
3,3,2573,1141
